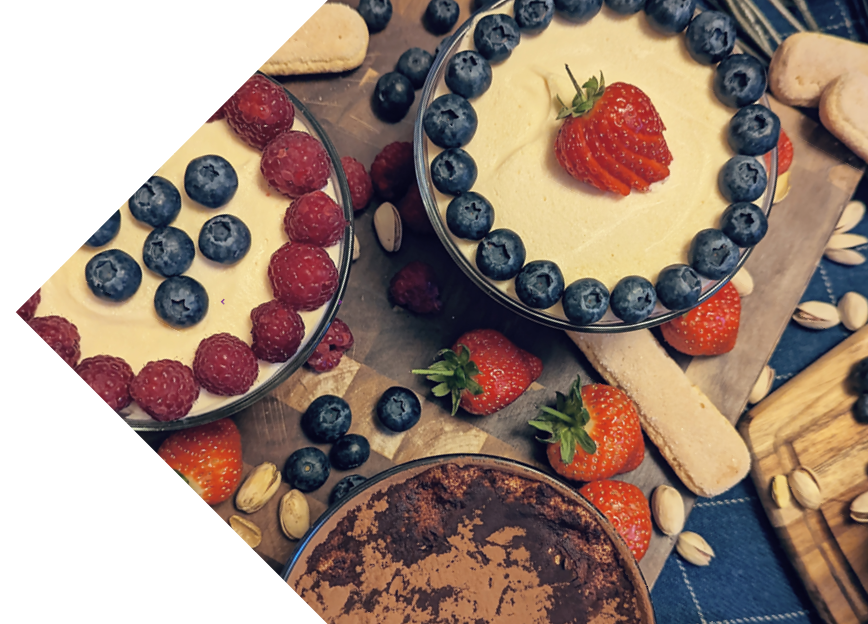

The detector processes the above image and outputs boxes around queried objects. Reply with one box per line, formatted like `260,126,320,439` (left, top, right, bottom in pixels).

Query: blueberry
713,54,767,108
719,155,767,203
445,51,493,99
644,0,696,34
373,72,416,123
685,11,736,64
376,386,422,432
198,214,251,264
431,148,477,195
435,35,453,59
396,47,434,89
302,395,352,443
423,94,478,148
554,0,603,23
688,229,740,279
330,475,368,505
128,176,182,228
476,229,526,280
728,104,781,156
472,0,494,10
514,0,555,31
720,202,768,247
330,434,371,470
142,226,195,277
473,14,521,62
610,275,657,323
852,359,868,394
604,0,645,15
85,211,121,248
446,191,494,239
285,447,330,493
85,249,142,302
855,394,868,424
562,278,609,325
424,0,460,35
357,0,392,33
654,264,702,311
183,155,238,209
515,260,565,309
153,275,209,328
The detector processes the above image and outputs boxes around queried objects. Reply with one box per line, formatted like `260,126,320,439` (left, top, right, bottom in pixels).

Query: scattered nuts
374,202,402,253
676,532,715,566
824,248,866,266
827,233,868,251
651,485,685,536
730,268,754,297
235,462,281,514
773,171,790,203
834,200,866,234
279,489,311,541
788,467,823,510
352,234,360,262
229,515,262,549
838,291,868,331
792,301,841,330
749,365,775,404
770,474,791,508
850,491,868,523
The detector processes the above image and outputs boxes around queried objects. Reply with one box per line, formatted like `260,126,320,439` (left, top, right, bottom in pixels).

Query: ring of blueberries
422,0,775,326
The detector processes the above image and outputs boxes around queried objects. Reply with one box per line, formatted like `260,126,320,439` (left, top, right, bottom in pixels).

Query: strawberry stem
528,375,597,463
556,67,606,120
412,344,483,416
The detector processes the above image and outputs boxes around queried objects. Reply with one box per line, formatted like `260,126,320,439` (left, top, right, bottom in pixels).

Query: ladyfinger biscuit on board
820,72,868,163
260,3,369,76
769,32,868,107
567,329,751,498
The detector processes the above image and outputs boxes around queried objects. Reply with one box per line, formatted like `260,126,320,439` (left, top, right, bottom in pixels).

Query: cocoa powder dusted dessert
288,461,652,624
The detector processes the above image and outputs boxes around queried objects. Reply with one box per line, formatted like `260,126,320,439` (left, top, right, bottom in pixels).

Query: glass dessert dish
414,1,777,333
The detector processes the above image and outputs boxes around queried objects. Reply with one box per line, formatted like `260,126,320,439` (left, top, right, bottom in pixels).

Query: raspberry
224,75,295,149
29,315,81,367
17,289,41,321
389,261,443,314
75,355,135,411
284,190,347,247
193,333,259,396
370,142,414,201
306,318,354,372
207,96,230,123
130,360,200,422
397,182,434,235
340,156,374,212
250,300,306,363
268,242,339,311
261,131,331,198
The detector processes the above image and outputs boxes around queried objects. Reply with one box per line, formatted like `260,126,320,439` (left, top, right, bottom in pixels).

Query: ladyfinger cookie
769,32,868,107
567,329,751,498
260,3,369,76
819,72,868,163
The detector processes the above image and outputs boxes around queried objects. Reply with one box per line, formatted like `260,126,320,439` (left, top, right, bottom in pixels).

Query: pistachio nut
773,171,790,203
730,268,754,297
651,485,685,536
352,234,360,262
770,474,791,508
676,532,714,566
850,490,868,523
788,467,822,510
280,489,311,541
838,291,868,332
374,202,402,253
235,462,281,514
748,365,775,404
824,248,866,266
792,301,840,330
826,233,868,250
834,200,866,234
229,515,262,549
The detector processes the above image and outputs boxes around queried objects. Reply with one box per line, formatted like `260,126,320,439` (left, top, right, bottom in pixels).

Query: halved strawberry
763,128,793,175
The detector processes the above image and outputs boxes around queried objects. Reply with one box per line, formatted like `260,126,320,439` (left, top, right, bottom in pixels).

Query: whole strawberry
130,359,200,422
341,156,374,212
75,355,135,411
17,289,41,321
413,329,542,416
268,242,339,311
529,376,643,482
158,418,243,505
579,479,652,562
306,317,354,372
193,333,259,396
250,300,305,363
370,141,414,201
29,315,80,367
660,281,741,356
389,261,443,314
224,75,295,150
261,131,331,198
555,69,672,196
284,190,347,247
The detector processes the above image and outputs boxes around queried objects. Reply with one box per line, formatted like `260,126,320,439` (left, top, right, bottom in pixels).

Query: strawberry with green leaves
580,479,652,562
529,375,644,482
659,281,741,356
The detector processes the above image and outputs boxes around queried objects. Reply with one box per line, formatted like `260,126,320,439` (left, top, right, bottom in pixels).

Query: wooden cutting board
740,326,868,624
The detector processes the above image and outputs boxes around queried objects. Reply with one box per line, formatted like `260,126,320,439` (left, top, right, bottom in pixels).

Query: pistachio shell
352,234,360,262
651,485,685,536
749,365,775,404
229,515,262,549
280,490,311,541
235,462,282,514
770,474,791,508
374,202,402,253
730,268,754,297
676,532,714,566
850,490,868,523
824,248,866,266
838,291,868,331
827,233,868,250
834,200,866,234
788,467,822,510
792,301,840,330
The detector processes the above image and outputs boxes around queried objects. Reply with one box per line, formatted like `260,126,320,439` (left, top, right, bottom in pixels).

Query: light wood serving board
740,326,868,624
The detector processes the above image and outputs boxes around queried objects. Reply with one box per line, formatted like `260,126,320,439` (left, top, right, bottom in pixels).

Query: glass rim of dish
129,76,354,432
413,1,776,334
281,453,656,623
